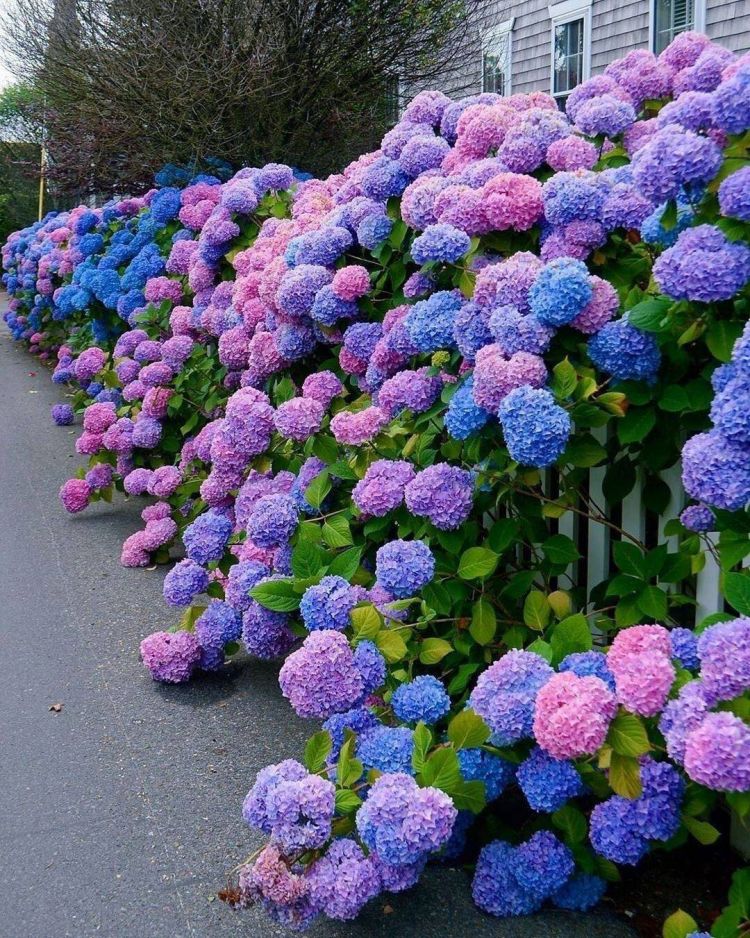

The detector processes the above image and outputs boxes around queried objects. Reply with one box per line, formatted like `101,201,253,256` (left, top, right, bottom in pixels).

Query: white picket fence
546,427,723,629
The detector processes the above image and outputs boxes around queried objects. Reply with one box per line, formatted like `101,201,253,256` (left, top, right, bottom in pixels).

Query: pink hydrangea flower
533,672,617,759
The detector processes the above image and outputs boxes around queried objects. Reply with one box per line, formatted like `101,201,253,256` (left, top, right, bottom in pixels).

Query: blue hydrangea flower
323,707,380,759
457,748,515,801
300,576,361,632
353,640,387,694
552,874,606,911
588,320,661,382
670,627,700,670
391,676,451,724
357,726,415,774
183,510,233,564
498,387,571,468
375,539,435,599
404,290,462,353
516,746,584,813
411,223,471,264
445,378,491,440
529,258,593,327
559,650,616,692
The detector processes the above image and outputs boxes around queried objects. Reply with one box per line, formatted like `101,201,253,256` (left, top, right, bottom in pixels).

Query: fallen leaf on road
49,703,64,713
383,904,394,914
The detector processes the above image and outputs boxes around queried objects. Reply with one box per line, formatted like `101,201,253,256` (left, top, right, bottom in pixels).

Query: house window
652,0,702,53
549,0,592,103
482,20,515,95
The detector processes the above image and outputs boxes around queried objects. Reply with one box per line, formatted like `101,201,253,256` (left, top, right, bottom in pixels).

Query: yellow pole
37,143,45,221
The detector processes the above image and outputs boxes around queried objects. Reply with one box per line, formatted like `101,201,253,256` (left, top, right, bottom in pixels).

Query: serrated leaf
457,547,499,580
470,598,496,645
304,469,331,509
607,711,651,757
662,909,698,938
724,571,750,615
523,590,551,631
638,584,668,620
412,722,433,774
609,751,642,799
334,789,363,813
304,731,332,773
419,637,453,665
451,779,486,813
350,604,384,641
376,629,408,663
542,534,581,566
683,815,720,845
420,748,462,794
551,805,587,844
550,614,592,662
322,514,353,548
327,546,362,580
291,541,324,579
249,578,300,612
447,709,491,749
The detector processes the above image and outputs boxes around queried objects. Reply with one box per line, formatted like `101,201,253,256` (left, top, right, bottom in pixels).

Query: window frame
548,0,593,101
648,0,706,54
481,16,516,96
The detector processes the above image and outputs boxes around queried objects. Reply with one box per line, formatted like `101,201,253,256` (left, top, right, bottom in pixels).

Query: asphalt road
0,324,637,938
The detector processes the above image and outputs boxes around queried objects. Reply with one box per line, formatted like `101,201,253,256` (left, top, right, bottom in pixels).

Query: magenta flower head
279,630,365,719
607,624,675,716
533,671,617,759
59,478,91,513
302,370,343,407
330,406,388,445
139,630,201,683
352,459,415,517
273,397,325,441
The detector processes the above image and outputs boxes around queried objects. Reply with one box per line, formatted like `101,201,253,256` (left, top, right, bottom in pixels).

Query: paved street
0,326,637,938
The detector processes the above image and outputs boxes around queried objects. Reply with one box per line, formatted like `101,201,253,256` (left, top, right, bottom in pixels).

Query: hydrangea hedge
3,31,750,936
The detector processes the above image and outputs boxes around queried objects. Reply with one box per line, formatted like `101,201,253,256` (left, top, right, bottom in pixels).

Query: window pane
654,0,694,53
483,32,510,95
554,19,583,95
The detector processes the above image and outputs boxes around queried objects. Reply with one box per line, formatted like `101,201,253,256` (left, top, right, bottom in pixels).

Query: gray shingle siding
417,0,749,104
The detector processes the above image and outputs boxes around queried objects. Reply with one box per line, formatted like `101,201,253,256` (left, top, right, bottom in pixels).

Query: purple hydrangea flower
183,510,232,564
163,558,210,607
404,463,473,530
139,630,201,683
279,630,365,719
468,651,554,745
375,539,435,598
247,494,299,548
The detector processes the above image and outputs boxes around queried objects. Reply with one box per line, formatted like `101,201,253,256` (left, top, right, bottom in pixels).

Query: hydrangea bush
3,31,750,935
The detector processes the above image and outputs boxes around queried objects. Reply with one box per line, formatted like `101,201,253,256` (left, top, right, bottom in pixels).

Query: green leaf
523,590,551,631
291,541,324,579
627,296,671,332
542,534,580,566
618,407,656,445
728,867,750,919
551,358,577,398
550,614,593,661
420,748,462,794
607,711,651,757
609,752,642,799
470,598,497,645
683,816,720,845
457,547,499,580
564,436,607,468
350,603,383,639
249,578,300,612
603,457,637,503
658,385,691,413
335,789,363,813
662,909,698,938
419,637,453,665
322,515,353,548
526,638,553,662
613,541,647,578
412,722,433,774
724,571,750,615
304,469,331,509
376,629,408,663
706,319,744,363
451,779,486,813
551,805,588,844
637,584,668,620
488,518,521,554
447,710,491,749
327,547,362,580
304,731,332,773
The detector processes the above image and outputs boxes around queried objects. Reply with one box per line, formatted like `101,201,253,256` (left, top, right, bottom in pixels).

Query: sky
0,61,16,89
